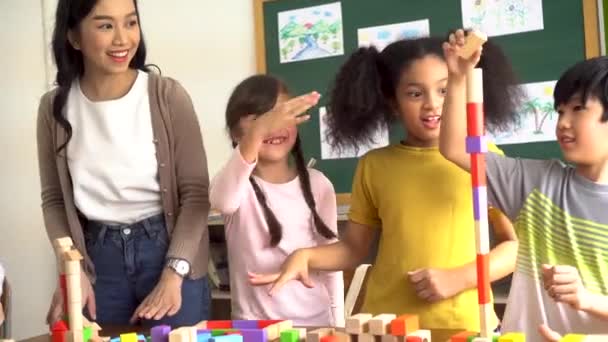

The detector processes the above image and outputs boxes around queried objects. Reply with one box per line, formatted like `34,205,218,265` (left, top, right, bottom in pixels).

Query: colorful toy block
369,314,396,336
240,328,267,342
210,336,243,342
307,328,335,342
207,321,233,330
390,315,419,336
346,313,373,334
151,325,171,342
457,30,488,59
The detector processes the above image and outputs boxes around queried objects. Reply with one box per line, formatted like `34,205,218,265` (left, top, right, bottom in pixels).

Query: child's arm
249,155,376,297
408,207,517,302
209,145,257,215
249,220,375,294
542,264,608,320
439,30,481,172
210,93,320,214
315,177,345,327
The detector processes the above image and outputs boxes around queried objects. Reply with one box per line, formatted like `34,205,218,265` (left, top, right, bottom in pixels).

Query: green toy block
280,329,300,342
83,326,92,342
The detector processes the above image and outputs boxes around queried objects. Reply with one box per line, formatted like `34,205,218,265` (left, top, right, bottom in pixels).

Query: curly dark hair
327,34,524,152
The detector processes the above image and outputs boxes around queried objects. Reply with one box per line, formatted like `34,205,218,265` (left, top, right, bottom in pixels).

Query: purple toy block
151,325,171,342
211,336,243,342
240,329,267,342
198,330,212,335
472,186,488,222
465,135,488,154
233,321,260,329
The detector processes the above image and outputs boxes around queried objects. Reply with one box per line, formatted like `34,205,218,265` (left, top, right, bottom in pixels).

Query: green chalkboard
258,0,598,193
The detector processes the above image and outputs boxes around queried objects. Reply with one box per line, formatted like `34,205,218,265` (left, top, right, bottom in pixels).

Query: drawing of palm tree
535,101,555,134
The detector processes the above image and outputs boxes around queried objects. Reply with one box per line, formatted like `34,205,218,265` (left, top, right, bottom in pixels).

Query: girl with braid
210,75,344,327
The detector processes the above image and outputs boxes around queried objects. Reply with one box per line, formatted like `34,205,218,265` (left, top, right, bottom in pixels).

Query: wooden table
19,326,464,342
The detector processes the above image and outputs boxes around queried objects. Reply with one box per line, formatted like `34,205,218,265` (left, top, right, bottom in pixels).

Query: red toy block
466,103,484,136
320,336,339,342
470,154,486,187
450,331,477,342
390,315,419,336
207,321,233,329
476,254,491,304
51,320,68,342
257,320,283,328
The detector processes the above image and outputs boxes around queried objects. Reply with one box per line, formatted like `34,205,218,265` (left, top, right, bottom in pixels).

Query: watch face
176,260,189,274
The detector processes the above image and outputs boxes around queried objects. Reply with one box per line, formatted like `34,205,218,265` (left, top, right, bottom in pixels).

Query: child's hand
248,249,315,295
407,267,466,303
46,270,96,325
541,264,592,311
442,29,482,78
248,92,320,142
538,324,562,342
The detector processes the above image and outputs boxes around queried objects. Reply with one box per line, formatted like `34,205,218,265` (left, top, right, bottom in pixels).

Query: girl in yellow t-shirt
249,36,523,331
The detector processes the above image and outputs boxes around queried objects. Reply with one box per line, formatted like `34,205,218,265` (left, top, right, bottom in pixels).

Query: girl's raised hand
251,91,320,139
442,29,483,78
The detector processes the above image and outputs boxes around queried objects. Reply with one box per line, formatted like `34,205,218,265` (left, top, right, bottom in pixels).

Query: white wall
1,1,255,339
0,1,57,340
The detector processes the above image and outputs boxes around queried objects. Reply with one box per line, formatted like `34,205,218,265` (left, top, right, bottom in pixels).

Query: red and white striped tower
466,66,492,339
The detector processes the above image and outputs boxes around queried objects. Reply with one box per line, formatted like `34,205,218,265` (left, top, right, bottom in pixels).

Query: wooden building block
369,314,396,336
280,330,300,342
169,328,190,342
232,321,259,330
457,30,487,59
555,335,585,342
346,314,373,335
195,321,208,329
405,330,430,342
357,334,377,342
211,336,243,342
120,333,138,342
496,333,524,341
450,332,477,342
151,325,172,342
333,332,351,342
206,321,232,329
584,335,608,341
307,329,335,342
390,315,419,336
239,329,267,342
320,336,339,342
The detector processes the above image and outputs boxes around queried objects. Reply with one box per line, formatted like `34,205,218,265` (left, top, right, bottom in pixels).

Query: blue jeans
84,214,210,326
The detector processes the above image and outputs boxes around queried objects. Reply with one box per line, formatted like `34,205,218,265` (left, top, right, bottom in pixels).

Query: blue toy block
466,135,488,154
210,336,243,342
198,333,212,342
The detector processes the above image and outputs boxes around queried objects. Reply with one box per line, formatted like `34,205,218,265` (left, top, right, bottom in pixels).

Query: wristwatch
166,258,191,277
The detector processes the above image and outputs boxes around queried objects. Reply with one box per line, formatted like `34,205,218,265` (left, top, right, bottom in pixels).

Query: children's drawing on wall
319,107,389,160
489,80,557,145
357,19,430,51
277,2,344,63
461,0,544,37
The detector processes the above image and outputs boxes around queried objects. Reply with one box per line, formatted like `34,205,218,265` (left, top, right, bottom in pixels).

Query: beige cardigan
36,72,209,280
